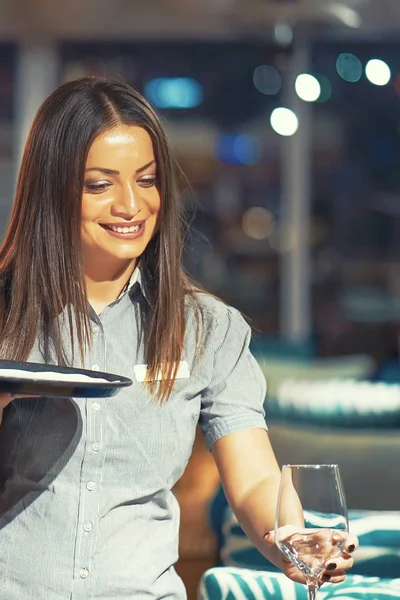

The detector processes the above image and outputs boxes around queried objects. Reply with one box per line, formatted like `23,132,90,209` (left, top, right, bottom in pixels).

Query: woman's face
81,124,161,275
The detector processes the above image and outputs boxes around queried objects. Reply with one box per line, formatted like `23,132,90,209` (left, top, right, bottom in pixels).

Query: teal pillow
218,505,400,579
199,567,400,600
348,511,400,578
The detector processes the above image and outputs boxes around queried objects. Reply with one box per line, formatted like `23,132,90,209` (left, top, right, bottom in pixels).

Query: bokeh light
242,207,275,240
270,107,299,137
274,23,293,46
336,53,363,83
365,59,391,86
314,74,332,103
144,77,203,109
253,65,282,95
295,73,321,102
216,133,263,165
269,222,295,252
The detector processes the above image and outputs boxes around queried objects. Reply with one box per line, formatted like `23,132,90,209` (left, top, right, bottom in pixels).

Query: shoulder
186,291,250,346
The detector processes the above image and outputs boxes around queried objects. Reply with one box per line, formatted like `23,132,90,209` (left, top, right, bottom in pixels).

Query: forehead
86,125,155,166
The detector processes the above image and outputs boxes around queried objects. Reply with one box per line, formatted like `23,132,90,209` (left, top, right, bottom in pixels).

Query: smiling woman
0,77,357,600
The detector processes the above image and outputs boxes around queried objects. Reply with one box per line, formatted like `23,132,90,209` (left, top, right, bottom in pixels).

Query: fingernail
263,531,270,539
322,574,331,581
327,562,337,570
348,544,355,552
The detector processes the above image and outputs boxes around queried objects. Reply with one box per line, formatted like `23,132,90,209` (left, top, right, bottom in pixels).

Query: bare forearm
212,429,304,571
229,475,285,568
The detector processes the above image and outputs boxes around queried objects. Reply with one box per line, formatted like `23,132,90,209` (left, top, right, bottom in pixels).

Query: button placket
72,323,107,591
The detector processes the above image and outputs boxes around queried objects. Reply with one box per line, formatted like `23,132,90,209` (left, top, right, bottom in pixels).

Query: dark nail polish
348,544,355,552
322,574,331,581
327,562,337,570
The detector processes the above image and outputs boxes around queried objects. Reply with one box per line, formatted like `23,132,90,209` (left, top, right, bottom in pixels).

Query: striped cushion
218,507,400,578
347,511,400,578
274,379,400,427
199,567,400,600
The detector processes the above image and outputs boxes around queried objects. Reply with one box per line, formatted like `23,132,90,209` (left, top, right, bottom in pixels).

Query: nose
112,182,140,219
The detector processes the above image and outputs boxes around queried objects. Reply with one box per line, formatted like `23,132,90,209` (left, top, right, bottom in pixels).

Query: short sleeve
199,306,268,450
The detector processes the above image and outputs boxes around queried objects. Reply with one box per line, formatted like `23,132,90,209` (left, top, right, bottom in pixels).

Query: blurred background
1,1,400,597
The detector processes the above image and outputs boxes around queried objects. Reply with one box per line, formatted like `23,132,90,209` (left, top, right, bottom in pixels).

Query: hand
0,393,37,409
0,393,14,410
265,528,358,586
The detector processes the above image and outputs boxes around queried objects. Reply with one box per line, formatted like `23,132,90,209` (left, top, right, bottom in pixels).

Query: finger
325,555,354,571
345,534,358,553
320,571,347,585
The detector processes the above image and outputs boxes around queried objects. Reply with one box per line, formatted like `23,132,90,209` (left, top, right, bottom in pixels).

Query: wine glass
274,464,349,600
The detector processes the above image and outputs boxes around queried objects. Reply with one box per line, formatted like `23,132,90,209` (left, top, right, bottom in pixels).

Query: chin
106,241,145,258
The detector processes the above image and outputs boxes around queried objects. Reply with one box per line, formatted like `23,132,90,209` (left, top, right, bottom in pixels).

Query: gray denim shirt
0,270,267,599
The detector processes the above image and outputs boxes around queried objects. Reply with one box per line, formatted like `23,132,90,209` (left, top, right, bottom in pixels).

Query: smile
106,224,140,233
100,221,145,240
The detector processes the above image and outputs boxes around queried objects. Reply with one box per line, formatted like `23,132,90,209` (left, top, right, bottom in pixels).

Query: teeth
109,225,140,233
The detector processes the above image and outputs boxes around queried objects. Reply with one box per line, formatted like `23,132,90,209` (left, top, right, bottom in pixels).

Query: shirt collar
128,264,154,308
125,266,139,293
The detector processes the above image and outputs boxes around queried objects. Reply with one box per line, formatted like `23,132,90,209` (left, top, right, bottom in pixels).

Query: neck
84,259,137,314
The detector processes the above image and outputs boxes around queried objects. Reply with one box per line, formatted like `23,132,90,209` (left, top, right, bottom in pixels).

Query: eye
84,181,111,194
138,176,158,189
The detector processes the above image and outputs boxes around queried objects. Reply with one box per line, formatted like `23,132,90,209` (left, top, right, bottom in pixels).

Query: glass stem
307,582,318,600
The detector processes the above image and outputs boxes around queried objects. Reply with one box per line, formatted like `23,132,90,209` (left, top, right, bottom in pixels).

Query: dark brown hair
0,76,201,401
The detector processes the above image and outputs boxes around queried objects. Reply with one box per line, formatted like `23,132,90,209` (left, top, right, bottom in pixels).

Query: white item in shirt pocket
134,361,190,382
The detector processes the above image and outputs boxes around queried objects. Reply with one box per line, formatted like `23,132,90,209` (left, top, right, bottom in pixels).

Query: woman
0,77,356,599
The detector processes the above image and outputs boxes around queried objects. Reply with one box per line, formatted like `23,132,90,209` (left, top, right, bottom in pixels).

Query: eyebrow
85,159,156,176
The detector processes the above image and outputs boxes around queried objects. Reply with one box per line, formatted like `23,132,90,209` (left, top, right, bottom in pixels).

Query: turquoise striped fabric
218,507,400,578
199,568,400,600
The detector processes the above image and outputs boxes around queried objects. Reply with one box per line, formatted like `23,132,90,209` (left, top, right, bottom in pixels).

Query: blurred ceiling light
216,133,262,165
270,107,299,137
295,74,321,102
144,77,203,109
322,3,361,28
274,22,293,46
253,65,282,95
365,59,391,86
242,207,275,240
336,53,362,82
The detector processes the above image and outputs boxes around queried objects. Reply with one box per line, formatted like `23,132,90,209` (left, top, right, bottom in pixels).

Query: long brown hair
0,76,200,401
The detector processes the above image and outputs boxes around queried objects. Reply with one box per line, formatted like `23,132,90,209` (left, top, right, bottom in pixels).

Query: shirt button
86,481,96,491
92,402,101,412
92,364,100,371
83,521,93,532
92,442,101,452
80,568,89,579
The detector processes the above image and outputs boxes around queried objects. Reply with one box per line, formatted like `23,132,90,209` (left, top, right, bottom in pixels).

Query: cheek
151,192,162,216
81,196,104,223
81,197,93,222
